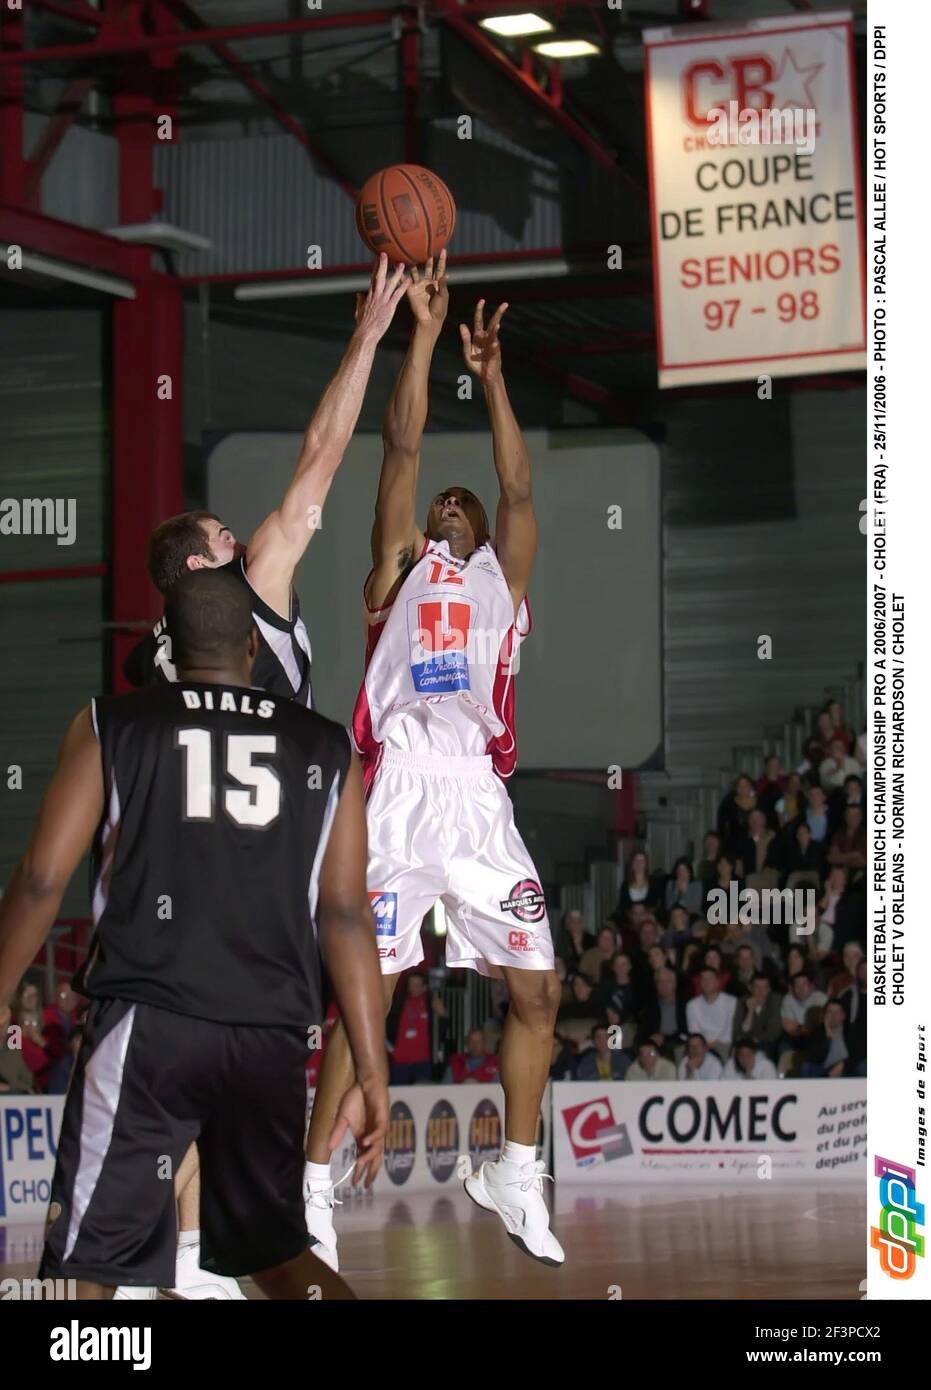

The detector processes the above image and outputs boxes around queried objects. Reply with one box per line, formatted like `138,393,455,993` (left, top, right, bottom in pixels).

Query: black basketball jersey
123,556,314,708
82,682,351,1028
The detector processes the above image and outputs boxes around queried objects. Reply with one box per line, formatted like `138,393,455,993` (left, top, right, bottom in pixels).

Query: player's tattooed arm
0,707,103,1007
366,252,449,609
460,301,537,614
246,255,409,619
315,753,389,1178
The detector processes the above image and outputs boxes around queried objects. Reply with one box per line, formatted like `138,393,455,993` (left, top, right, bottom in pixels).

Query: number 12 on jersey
176,729,281,828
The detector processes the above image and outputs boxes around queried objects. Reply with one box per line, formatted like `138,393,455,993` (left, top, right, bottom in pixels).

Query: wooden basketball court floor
1,1183,865,1300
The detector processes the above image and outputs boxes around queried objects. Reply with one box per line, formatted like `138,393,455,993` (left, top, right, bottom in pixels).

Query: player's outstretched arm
0,707,103,1007
246,255,410,618
316,751,389,1180
366,250,448,609
460,299,537,613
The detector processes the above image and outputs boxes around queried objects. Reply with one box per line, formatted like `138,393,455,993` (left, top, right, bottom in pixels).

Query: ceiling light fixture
106,221,212,253
0,246,136,298
234,257,577,301
479,14,555,38
532,39,601,59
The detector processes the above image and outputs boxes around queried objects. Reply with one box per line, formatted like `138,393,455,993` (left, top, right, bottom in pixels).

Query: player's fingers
473,298,485,337
437,247,447,281
424,255,434,282
327,1113,350,1153
362,1147,383,1187
488,301,508,334
459,323,471,348
388,260,406,294
351,1149,372,1186
390,273,411,308
409,264,421,286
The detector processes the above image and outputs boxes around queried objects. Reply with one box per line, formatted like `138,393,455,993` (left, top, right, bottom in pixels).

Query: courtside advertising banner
310,1083,551,1196
0,1097,64,1224
553,1081,865,1185
866,0,930,1303
0,1088,547,1225
644,10,865,387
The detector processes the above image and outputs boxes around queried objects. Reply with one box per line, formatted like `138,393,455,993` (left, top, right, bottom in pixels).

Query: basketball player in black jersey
0,571,388,1299
118,255,409,1294
125,252,411,708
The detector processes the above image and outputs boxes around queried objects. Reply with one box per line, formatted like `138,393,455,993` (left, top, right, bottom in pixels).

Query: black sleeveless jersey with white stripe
83,683,350,1027
123,556,314,709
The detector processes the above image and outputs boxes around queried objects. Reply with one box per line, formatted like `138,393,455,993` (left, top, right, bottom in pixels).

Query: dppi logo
384,1100,416,1186
499,879,546,925
426,1100,459,1184
369,891,398,938
870,1155,926,1280
682,50,820,126
469,1099,501,1167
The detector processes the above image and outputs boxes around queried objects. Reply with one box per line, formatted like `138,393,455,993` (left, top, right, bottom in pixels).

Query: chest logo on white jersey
406,595,476,694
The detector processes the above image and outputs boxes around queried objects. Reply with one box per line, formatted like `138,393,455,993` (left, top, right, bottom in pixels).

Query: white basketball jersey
352,539,530,786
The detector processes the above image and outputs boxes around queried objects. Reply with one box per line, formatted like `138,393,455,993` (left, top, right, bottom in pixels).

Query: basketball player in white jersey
304,253,563,1267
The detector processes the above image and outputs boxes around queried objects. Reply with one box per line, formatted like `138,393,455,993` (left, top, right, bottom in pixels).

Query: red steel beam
23,74,96,206
0,11,396,66
156,0,359,200
441,14,641,191
430,0,616,16
29,0,104,25
108,28,183,688
0,5,26,204
0,203,143,278
0,564,106,584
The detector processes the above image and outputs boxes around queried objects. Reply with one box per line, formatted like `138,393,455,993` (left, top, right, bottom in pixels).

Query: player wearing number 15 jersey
304,258,563,1269
0,571,388,1299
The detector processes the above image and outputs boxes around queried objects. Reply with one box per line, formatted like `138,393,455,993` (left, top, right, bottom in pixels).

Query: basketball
355,164,456,265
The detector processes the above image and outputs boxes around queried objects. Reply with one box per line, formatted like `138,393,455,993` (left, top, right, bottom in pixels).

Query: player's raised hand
406,249,449,331
459,299,507,384
354,253,410,342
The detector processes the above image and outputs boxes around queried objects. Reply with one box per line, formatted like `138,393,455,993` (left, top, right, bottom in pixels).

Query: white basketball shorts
365,748,554,978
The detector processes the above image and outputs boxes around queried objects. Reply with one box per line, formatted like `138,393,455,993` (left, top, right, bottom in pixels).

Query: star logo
766,47,823,113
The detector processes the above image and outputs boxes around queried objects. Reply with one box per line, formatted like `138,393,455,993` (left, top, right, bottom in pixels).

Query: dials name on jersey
180,689,276,718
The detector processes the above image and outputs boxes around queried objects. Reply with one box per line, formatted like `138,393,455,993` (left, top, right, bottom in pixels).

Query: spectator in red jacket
388,973,438,1084
443,1028,500,1085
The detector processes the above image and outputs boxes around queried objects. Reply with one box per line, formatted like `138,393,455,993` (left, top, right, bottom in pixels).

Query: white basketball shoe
165,1239,247,1299
464,1155,565,1266
303,1167,340,1273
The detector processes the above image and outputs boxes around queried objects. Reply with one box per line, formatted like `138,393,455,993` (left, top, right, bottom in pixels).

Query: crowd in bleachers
549,697,868,1083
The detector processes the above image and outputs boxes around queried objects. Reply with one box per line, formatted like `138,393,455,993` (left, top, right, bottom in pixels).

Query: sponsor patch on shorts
507,929,536,952
499,878,546,924
369,891,398,937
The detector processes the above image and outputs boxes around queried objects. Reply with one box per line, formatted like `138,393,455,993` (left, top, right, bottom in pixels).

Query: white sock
304,1160,332,1189
178,1228,200,1249
500,1140,536,1167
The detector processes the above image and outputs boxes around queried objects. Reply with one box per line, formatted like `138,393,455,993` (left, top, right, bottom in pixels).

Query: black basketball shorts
40,997,309,1287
